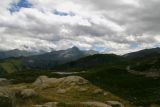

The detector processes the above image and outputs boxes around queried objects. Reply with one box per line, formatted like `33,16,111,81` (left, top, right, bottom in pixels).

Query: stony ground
0,76,135,107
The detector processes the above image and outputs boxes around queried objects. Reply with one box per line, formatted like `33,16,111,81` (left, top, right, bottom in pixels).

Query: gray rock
103,92,108,96
81,101,112,107
33,76,89,90
34,102,57,107
20,89,37,98
93,89,103,94
43,102,57,107
79,87,88,92
106,101,124,107
34,105,43,107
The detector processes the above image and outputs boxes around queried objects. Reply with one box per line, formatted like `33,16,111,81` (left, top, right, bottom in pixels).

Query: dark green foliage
2,70,66,84
81,66,160,106
0,97,12,107
130,54,160,72
0,66,6,75
55,54,127,71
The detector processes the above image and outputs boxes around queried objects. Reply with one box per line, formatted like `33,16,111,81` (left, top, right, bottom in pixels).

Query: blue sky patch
154,43,160,48
92,45,106,52
8,0,32,13
129,43,139,49
53,9,75,16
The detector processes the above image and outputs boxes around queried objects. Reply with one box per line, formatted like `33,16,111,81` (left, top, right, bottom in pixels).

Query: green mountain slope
0,58,25,74
55,54,127,71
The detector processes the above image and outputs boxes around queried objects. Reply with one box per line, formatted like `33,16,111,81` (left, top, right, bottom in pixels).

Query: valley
0,47,160,107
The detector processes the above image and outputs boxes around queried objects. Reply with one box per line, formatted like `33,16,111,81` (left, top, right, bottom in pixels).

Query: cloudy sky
0,0,160,54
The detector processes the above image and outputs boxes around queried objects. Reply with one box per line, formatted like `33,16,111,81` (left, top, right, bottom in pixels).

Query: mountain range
0,49,42,59
0,47,98,72
0,47,160,73
0,47,160,106
0,47,98,60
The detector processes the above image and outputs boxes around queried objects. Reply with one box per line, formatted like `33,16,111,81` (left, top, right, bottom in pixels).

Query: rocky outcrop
81,101,112,107
0,87,11,97
0,78,10,86
34,101,112,107
93,89,104,94
106,101,124,107
20,89,37,98
34,102,58,107
33,76,89,89
0,76,129,107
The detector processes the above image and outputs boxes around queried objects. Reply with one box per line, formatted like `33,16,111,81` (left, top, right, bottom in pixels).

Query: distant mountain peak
70,46,80,50
12,49,20,51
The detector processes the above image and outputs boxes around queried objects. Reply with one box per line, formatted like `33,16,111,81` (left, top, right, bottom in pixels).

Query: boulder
81,101,112,107
106,101,124,107
33,76,89,89
79,87,88,92
61,76,89,85
20,89,37,98
0,78,10,86
103,92,108,96
93,89,103,94
34,102,57,107
34,105,43,107
33,76,58,89
43,102,57,107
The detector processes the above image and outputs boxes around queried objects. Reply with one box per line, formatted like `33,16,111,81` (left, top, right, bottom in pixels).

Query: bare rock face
20,89,37,98
33,76,89,89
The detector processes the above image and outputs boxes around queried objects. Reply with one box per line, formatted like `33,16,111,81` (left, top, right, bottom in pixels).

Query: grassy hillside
55,54,127,72
55,53,160,106
130,54,160,72
81,66,160,106
0,58,25,74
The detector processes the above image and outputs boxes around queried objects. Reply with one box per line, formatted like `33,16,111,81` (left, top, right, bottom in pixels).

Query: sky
0,0,160,54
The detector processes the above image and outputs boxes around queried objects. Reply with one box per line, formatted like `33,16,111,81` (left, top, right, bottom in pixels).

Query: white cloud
0,0,159,54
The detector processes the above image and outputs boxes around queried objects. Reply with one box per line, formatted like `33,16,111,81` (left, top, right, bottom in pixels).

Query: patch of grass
0,59,24,73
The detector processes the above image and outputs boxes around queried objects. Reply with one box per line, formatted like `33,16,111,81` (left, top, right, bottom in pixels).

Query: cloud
0,0,159,54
